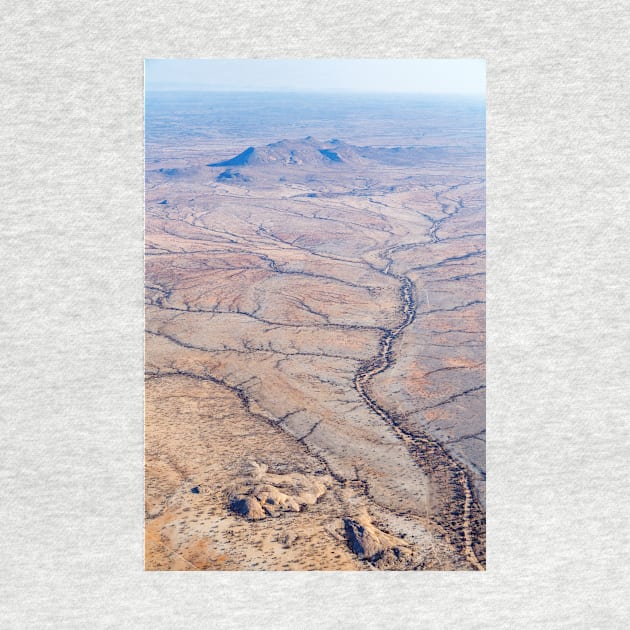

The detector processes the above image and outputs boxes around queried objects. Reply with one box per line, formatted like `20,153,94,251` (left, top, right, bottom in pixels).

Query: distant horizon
145,88,486,101
145,59,486,96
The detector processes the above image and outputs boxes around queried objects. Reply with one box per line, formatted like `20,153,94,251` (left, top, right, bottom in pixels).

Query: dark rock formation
229,495,265,520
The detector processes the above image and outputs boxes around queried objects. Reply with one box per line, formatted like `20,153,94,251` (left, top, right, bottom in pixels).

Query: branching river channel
353,262,486,570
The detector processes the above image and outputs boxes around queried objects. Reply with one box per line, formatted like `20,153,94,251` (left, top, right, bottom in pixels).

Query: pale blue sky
145,59,485,95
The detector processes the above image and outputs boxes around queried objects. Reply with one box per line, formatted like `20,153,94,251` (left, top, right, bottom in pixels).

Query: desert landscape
145,90,485,570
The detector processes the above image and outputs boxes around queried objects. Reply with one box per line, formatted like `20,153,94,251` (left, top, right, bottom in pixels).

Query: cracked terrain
145,92,486,570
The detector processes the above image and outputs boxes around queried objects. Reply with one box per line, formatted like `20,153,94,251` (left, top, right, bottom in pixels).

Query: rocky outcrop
343,515,414,569
229,495,265,520
228,460,330,520
216,169,251,183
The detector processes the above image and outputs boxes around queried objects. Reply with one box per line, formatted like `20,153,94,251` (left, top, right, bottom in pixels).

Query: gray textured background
1,1,629,628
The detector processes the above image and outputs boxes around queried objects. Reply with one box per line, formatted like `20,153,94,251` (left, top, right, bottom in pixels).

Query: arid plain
145,93,486,570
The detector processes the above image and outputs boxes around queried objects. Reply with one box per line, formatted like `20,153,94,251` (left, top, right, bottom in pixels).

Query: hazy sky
145,59,485,95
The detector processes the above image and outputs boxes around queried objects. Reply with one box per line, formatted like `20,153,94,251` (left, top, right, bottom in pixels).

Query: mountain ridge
206,136,481,171
207,137,364,168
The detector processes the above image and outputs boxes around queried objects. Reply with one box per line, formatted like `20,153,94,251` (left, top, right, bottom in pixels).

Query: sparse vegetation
145,92,485,571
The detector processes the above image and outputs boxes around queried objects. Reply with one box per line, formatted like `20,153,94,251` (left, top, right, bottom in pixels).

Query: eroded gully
353,255,485,570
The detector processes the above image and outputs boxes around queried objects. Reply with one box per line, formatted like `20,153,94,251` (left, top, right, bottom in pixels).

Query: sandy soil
145,94,485,570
